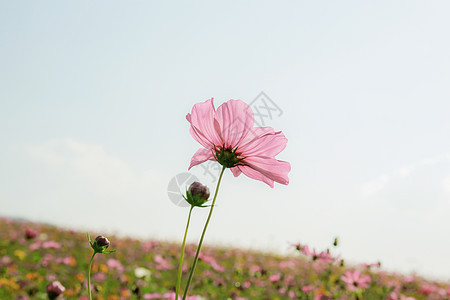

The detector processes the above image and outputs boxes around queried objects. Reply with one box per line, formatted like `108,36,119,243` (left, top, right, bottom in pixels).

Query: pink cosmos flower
387,292,416,300
154,254,172,271
187,98,290,187
302,285,314,293
269,273,281,282
106,258,124,273
340,270,371,291
198,253,225,273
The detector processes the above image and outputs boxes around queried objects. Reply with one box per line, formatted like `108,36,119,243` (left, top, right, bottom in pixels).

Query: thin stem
175,205,194,299
182,166,226,299
88,252,96,300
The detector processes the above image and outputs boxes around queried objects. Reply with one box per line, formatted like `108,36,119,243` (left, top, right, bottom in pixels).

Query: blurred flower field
0,217,449,300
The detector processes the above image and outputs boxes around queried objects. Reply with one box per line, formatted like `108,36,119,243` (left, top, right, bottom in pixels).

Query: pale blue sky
1,1,450,280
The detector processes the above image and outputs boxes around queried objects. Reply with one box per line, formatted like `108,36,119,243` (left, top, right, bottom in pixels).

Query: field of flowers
0,216,449,300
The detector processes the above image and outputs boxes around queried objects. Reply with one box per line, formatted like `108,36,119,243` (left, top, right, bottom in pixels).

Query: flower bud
46,281,65,299
185,182,210,207
95,236,110,248
88,234,115,254
333,237,339,247
25,228,38,240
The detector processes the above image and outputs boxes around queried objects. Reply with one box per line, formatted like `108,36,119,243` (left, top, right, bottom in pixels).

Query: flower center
214,147,244,168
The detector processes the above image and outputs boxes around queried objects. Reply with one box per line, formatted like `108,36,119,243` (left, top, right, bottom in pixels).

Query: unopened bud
94,236,110,248
46,281,65,299
185,182,210,207
25,228,38,240
333,237,339,247
88,234,115,254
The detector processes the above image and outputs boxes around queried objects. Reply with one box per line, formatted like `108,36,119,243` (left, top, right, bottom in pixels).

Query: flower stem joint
88,235,115,254
184,182,210,207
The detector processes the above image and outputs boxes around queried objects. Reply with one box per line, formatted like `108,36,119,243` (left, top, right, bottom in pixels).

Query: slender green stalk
175,205,194,299
87,252,96,300
182,167,226,299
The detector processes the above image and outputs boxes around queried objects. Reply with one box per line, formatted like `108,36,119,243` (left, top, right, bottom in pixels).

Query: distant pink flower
106,258,124,272
0,256,12,267
165,291,199,300
142,241,159,252
340,270,371,291
302,285,314,293
242,280,251,289
249,265,262,274
418,283,436,295
199,253,225,272
93,272,107,282
269,273,282,282
42,241,62,249
143,293,163,300
314,293,332,300
403,276,415,283
387,292,416,300
154,255,172,271
360,262,381,268
300,245,334,263
187,99,290,187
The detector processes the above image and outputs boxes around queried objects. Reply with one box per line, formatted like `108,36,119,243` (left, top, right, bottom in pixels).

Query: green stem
88,252,96,300
182,166,226,300
175,205,194,299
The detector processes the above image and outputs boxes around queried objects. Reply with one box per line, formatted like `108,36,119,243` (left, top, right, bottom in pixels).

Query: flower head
187,99,290,187
340,270,371,291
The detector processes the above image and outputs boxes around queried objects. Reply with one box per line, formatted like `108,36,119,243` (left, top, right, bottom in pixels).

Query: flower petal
188,148,214,170
238,156,290,187
214,100,254,149
238,127,288,158
186,98,222,148
230,166,242,177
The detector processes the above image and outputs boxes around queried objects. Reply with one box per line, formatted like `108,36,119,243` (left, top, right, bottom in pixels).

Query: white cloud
361,154,450,212
27,138,155,198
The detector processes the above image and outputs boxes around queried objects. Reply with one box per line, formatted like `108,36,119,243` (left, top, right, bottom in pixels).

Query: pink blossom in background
93,272,107,282
249,265,262,274
302,285,314,293
242,280,251,289
187,98,290,187
42,241,62,249
387,292,416,300
142,293,160,300
361,262,381,269
106,258,124,273
0,255,12,267
340,269,371,291
418,283,436,295
141,241,159,252
154,255,172,271
269,273,282,282
165,291,199,300
198,253,225,273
